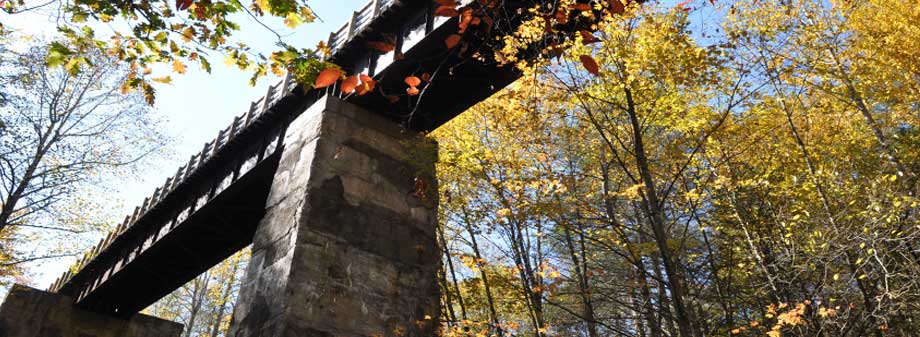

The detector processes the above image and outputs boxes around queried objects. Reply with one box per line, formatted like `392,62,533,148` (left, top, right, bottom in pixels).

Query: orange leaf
459,9,473,33
313,68,342,89
677,0,692,10
177,0,193,10
405,76,421,87
407,86,420,96
341,75,359,94
434,0,457,6
356,74,376,95
573,3,591,11
445,34,462,49
366,41,396,53
579,55,600,75
434,5,459,17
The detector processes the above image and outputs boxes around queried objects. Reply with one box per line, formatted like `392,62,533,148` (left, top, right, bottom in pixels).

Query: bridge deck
49,0,528,316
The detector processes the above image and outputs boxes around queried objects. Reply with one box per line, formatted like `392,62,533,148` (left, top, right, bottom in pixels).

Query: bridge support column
228,96,440,337
0,285,183,337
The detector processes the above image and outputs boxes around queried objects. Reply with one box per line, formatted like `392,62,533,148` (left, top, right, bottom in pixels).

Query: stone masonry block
0,285,183,337
228,96,439,337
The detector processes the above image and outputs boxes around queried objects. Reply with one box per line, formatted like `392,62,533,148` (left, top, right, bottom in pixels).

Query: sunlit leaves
405,75,422,96
355,74,376,95
152,76,173,84
405,76,421,87
172,59,187,74
5,0,322,103
313,68,342,89
340,75,359,94
46,42,73,68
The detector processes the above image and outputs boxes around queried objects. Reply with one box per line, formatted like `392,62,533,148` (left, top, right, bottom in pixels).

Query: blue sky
2,0,364,289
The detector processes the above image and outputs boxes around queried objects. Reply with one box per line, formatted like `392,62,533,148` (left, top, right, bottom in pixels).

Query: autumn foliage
433,1,920,337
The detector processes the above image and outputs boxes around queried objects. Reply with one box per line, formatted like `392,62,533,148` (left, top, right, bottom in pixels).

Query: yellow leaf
284,12,304,29
172,59,187,74
152,76,173,84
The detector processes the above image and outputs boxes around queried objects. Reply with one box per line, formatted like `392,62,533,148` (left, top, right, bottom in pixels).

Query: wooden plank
348,11,358,38
182,155,197,181
140,196,151,215
281,72,292,96
128,206,141,226
261,84,276,114
245,100,260,126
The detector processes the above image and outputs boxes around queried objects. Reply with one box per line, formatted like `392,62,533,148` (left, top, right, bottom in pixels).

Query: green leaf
46,42,74,68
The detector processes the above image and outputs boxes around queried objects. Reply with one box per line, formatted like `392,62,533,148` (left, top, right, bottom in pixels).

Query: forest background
1,0,919,337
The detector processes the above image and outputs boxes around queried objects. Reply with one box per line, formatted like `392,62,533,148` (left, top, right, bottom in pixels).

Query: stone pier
227,96,441,337
0,285,182,337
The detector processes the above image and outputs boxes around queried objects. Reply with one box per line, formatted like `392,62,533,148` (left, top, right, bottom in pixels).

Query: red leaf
193,5,206,19
434,5,459,17
677,0,692,10
407,86,420,96
341,75,359,94
366,41,396,53
580,30,599,44
434,0,457,6
609,0,625,14
421,73,431,82
579,55,600,75
386,95,400,104
313,68,342,89
573,3,591,11
405,76,422,87
445,34,462,49
176,0,193,10
555,10,569,24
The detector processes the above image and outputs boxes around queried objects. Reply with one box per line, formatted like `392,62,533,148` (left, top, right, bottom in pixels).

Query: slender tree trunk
462,219,501,332
184,272,210,337
0,126,53,232
438,225,467,321
624,88,696,337
208,256,241,337
563,225,599,337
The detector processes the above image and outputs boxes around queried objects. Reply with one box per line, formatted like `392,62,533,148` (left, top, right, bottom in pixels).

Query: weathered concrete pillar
228,96,440,337
0,284,182,337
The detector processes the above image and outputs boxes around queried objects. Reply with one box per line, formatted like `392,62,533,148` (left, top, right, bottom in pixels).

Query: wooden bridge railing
47,72,296,295
326,0,396,53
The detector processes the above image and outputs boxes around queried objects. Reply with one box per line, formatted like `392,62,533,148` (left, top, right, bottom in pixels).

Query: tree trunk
624,88,696,337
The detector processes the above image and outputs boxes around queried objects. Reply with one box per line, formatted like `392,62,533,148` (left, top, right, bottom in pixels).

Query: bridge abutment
228,96,440,337
0,284,182,337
